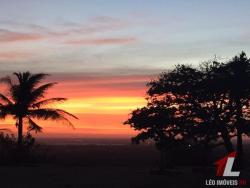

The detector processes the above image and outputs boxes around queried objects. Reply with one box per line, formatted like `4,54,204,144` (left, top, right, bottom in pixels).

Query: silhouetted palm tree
0,72,77,146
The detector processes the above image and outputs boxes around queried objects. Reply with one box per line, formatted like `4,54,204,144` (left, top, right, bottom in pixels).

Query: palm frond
0,104,14,119
9,84,20,103
28,73,49,88
13,72,25,84
54,109,78,119
0,93,13,105
29,108,62,120
56,115,75,128
30,82,57,102
28,108,76,128
32,97,67,108
27,118,42,133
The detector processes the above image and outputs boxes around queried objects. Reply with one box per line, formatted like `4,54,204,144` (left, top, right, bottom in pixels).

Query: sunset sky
0,0,250,138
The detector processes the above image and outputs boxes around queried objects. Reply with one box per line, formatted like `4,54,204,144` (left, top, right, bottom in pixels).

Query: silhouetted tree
222,52,250,166
124,97,185,169
0,72,78,146
147,63,234,153
125,51,250,167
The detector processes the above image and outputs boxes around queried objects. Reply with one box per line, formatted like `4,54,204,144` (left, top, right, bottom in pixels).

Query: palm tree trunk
17,117,23,146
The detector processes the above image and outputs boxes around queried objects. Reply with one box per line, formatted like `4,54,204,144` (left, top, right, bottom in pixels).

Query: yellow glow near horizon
56,97,146,114
0,95,146,137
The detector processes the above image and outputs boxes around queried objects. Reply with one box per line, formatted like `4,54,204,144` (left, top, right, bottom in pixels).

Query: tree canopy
125,52,250,166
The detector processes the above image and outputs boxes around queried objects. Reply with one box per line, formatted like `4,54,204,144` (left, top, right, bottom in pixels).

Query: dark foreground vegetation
0,133,45,165
0,139,250,188
125,52,250,170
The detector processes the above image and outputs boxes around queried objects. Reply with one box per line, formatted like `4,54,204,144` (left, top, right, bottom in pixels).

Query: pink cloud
0,51,34,60
0,29,43,42
65,37,137,45
0,16,135,42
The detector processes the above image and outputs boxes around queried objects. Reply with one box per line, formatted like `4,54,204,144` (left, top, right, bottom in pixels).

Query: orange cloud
46,73,151,98
65,37,137,45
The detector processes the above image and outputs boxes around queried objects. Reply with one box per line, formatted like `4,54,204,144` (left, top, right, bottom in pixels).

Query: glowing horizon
0,73,151,138
1,0,250,138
